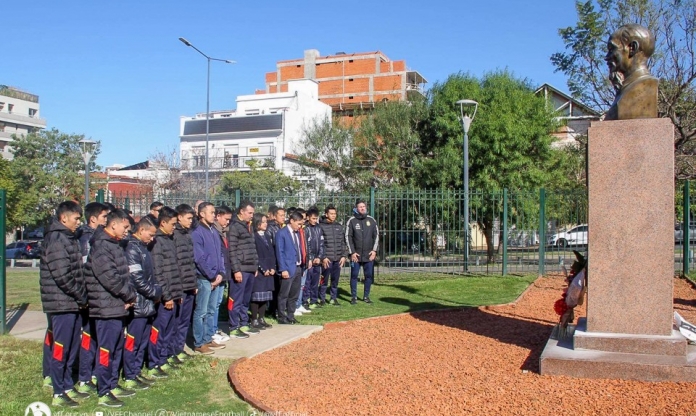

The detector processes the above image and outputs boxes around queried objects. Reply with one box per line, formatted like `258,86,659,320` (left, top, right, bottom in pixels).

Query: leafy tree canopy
219,160,301,195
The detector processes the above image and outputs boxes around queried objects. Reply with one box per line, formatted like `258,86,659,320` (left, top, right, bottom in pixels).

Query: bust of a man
604,24,658,120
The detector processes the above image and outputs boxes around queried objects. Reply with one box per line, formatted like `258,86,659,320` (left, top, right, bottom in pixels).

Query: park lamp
456,99,478,134
79,139,97,204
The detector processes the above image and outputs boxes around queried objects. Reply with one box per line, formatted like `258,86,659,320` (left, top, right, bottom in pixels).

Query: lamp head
179,37,192,47
456,99,478,134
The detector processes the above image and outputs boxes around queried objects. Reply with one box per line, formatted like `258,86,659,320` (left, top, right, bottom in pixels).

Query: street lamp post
456,99,478,272
179,37,235,200
79,139,97,204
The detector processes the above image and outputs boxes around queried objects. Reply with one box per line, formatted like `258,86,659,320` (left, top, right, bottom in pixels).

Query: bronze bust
604,24,658,120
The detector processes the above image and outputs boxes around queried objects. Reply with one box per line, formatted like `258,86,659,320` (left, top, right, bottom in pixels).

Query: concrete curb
228,358,276,414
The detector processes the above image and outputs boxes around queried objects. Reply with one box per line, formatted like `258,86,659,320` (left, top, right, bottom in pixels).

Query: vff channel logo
24,402,51,416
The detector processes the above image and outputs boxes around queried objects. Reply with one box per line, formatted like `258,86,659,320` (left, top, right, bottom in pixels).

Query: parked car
5,240,41,259
674,222,696,243
507,229,540,247
548,225,588,248
25,226,44,239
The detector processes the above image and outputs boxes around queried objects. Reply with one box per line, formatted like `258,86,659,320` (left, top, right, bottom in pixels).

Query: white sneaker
298,305,311,313
212,332,230,343
294,310,303,316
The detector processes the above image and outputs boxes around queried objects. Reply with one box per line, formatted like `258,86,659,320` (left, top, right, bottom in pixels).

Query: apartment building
0,85,46,160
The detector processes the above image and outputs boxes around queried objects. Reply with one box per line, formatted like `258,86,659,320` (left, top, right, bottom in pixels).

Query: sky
2,0,580,167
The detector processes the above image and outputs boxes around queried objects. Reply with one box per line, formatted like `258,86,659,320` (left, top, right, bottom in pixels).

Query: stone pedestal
540,118,696,382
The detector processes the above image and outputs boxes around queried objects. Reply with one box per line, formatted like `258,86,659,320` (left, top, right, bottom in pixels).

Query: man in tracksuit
148,207,182,374
304,207,325,309
345,200,379,304
40,201,90,407
123,217,162,388
171,204,198,362
319,205,347,306
84,209,137,408
227,200,260,338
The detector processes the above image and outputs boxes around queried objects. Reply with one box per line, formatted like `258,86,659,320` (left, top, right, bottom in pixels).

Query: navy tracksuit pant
42,315,52,378
306,265,321,304
228,272,254,330
95,318,125,397
123,316,152,381
320,261,342,301
149,302,175,368
350,261,374,299
172,291,195,356
47,312,81,395
78,309,96,383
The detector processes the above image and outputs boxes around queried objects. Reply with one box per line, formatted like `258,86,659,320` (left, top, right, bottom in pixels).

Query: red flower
554,298,569,316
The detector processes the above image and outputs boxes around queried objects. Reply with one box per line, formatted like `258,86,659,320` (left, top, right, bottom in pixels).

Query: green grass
5,270,41,311
0,335,252,414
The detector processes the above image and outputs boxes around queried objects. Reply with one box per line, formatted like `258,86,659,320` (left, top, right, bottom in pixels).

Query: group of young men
39,197,378,408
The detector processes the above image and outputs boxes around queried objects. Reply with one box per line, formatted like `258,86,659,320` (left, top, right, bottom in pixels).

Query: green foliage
219,161,301,195
0,157,20,226
8,128,100,229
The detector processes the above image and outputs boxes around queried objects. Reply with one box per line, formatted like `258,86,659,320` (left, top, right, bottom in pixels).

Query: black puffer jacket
78,224,101,263
345,210,379,261
84,229,136,318
227,217,259,274
150,229,182,302
125,235,162,318
265,220,283,248
40,219,88,313
172,224,197,291
319,217,347,262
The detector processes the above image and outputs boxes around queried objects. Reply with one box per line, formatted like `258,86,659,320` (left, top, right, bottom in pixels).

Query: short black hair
288,211,304,222
135,216,157,232
238,200,255,212
295,208,306,217
159,206,177,223
106,209,129,226
175,204,195,216
216,205,234,216
252,212,267,231
150,201,164,211
325,204,337,214
355,199,366,207
268,204,278,216
307,207,320,218
57,201,83,219
198,202,214,217
103,202,117,213
84,202,107,223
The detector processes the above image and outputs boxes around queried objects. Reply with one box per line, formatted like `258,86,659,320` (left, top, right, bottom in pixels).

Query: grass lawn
5,269,41,310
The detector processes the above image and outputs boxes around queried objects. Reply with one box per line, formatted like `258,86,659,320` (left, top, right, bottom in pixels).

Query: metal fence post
502,188,508,276
369,186,375,217
684,181,691,276
538,188,546,276
235,189,241,208
0,189,6,334
124,196,130,212
96,189,105,203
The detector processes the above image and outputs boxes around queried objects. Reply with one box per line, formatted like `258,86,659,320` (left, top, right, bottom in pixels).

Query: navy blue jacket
191,221,226,281
304,223,325,263
275,226,300,277
125,235,162,318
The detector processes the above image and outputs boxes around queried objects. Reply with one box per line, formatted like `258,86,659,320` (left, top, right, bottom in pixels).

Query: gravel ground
233,276,696,415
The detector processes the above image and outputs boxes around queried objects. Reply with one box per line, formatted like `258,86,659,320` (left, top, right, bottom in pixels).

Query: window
7,104,13,113
348,96,354,100
245,109,260,116
348,59,354,63
7,243,16,249
0,102,4,111
349,78,354,82
29,108,37,117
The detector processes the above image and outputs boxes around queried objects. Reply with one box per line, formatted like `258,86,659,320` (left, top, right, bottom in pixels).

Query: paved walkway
6,308,323,360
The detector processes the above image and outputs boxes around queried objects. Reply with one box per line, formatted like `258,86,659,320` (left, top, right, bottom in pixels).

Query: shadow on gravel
380,296,553,373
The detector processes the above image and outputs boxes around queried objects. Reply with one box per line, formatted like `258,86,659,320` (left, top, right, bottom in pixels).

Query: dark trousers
48,312,81,395
95,318,125,396
42,315,52,378
306,265,321,304
350,261,375,299
228,272,254,329
277,268,302,320
172,291,195,356
320,260,342,301
123,316,152,381
149,303,175,368
78,309,96,382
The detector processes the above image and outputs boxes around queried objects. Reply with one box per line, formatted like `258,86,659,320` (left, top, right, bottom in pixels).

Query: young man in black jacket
304,207,325,309
319,205,347,306
212,205,233,343
40,201,90,407
84,209,137,407
123,217,162,389
147,207,182,374
345,200,379,304
171,204,198,361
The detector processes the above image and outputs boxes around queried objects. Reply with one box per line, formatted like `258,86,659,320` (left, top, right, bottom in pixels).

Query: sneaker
91,375,98,385
240,325,260,335
298,305,311,313
123,378,149,391
177,351,194,360
76,380,97,394
331,299,341,306
259,318,273,329
146,366,168,379
250,319,266,330
160,363,177,372
308,303,322,309
209,340,226,349
194,344,215,355
294,309,303,316
318,300,326,306
350,298,357,305
43,376,53,389
136,374,155,385
168,355,185,365
111,386,136,398
216,330,231,342
363,297,373,304
98,392,124,408
52,393,79,408
65,389,90,400
230,328,250,339
212,332,230,344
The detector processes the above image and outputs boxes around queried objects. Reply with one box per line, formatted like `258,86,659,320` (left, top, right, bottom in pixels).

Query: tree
219,160,301,195
9,128,100,228
416,71,564,261
0,156,21,227
551,0,696,178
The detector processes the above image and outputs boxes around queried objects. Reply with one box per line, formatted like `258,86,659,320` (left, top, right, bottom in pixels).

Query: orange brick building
258,49,427,113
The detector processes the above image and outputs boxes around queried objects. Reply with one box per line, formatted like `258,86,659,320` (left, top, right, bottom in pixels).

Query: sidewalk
6,309,323,360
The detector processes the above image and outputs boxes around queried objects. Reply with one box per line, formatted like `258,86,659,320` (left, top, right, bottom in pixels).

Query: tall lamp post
179,37,235,199
456,99,478,272
79,139,97,204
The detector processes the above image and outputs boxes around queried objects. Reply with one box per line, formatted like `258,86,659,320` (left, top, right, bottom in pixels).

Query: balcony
0,111,47,129
181,154,276,172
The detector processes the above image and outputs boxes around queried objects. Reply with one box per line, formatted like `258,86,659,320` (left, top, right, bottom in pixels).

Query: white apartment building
179,79,331,184
0,85,46,160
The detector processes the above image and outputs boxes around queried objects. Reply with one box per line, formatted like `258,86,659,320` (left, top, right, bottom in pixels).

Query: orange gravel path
233,276,696,415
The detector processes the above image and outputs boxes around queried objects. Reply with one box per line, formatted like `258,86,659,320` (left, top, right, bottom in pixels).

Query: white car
548,224,588,248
